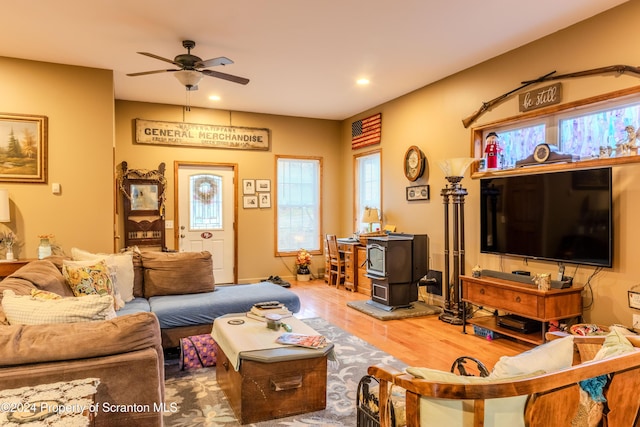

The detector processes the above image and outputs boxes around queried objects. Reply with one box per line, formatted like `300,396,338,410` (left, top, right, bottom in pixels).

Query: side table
0,259,36,278
461,274,583,344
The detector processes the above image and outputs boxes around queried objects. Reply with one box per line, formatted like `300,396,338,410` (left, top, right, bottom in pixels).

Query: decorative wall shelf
471,154,640,179
469,85,640,179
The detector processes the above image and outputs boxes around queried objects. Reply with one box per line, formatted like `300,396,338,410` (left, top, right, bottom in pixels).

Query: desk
336,239,372,295
461,275,583,344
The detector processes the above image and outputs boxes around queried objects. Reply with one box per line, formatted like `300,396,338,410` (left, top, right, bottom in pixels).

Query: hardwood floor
290,279,534,372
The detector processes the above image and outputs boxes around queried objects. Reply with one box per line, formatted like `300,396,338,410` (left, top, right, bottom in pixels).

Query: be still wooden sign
519,83,562,112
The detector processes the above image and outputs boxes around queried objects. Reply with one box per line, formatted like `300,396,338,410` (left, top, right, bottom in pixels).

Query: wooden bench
368,334,640,427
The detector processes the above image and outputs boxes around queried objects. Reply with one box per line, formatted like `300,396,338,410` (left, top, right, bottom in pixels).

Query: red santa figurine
484,132,502,169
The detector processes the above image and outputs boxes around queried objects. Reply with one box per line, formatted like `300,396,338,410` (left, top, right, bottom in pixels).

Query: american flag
351,113,381,149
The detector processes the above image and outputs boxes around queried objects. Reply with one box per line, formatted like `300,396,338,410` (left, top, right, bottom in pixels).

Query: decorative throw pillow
30,289,62,300
1,290,116,325
62,259,123,310
141,251,215,298
71,247,135,303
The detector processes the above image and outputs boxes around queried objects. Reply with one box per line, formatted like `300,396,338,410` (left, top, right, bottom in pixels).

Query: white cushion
406,368,529,427
407,336,575,427
1,290,116,325
488,335,574,379
71,247,135,303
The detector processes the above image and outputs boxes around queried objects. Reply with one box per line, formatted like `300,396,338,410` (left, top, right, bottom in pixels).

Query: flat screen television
480,167,612,267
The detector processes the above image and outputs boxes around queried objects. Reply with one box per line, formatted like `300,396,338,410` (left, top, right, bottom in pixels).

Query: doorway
175,161,238,284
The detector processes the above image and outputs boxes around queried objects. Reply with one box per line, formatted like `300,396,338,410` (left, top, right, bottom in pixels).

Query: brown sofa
0,260,165,427
0,251,301,425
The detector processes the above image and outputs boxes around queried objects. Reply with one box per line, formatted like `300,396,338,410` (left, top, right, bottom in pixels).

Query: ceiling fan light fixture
174,70,203,89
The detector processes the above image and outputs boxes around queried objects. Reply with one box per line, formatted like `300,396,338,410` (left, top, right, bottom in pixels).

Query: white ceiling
1,0,628,120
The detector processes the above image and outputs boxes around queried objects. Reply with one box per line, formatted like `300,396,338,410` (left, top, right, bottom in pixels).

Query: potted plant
295,249,312,281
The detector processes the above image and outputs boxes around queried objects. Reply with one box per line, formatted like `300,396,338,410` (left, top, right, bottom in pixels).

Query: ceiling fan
127,40,250,91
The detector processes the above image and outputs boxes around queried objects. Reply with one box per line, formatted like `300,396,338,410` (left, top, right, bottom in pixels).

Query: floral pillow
71,247,135,303
62,260,122,310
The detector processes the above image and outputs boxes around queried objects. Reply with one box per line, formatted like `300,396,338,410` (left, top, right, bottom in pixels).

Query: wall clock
515,143,578,167
404,145,425,181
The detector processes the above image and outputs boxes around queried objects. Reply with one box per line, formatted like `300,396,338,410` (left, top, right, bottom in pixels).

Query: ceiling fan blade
196,56,234,68
201,69,250,85
127,69,178,77
137,52,181,67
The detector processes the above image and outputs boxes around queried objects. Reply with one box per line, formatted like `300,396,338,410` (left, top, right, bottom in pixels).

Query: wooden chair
326,234,345,288
368,333,640,427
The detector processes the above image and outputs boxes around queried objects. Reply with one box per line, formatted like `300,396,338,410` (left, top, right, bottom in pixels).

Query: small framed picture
259,193,271,208
243,179,256,195
243,195,258,209
629,290,640,310
256,179,271,192
406,185,430,201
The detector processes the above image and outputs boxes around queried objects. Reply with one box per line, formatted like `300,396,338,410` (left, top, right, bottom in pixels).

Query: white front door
176,163,236,284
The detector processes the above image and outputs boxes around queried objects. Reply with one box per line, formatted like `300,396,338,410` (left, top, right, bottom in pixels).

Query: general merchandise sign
135,119,270,151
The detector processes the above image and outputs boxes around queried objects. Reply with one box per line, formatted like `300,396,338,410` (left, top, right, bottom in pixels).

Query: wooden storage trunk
215,342,331,424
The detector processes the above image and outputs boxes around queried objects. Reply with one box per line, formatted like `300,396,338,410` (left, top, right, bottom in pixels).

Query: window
486,122,546,169
480,90,640,166
558,101,640,158
276,156,322,254
354,150,381,232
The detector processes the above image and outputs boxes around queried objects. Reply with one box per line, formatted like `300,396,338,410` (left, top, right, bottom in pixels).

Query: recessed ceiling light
209,95,221,101
357,78,370,85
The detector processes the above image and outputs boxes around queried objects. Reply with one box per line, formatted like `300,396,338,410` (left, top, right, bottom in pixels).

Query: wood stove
365,233,428,310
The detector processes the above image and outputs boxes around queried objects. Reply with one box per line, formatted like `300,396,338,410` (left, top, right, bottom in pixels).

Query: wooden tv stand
460,275,583,344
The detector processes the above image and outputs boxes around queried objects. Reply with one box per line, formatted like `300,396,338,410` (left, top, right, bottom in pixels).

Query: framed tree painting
0,113,48,183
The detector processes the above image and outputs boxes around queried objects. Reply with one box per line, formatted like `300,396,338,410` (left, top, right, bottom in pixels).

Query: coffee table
212,313,334,424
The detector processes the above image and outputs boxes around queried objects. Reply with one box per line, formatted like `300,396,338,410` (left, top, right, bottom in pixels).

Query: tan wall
341,1,640,326
0,57,114,258
114,101,342,283
3,1,639,326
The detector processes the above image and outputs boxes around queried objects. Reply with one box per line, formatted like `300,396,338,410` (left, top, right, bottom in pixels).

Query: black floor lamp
438,158,475,325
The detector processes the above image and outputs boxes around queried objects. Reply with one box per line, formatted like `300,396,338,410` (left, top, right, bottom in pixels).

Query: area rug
163,317,407,426
346,299,442,320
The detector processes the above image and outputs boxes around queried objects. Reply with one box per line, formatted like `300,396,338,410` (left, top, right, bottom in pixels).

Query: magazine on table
275,333,328,349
